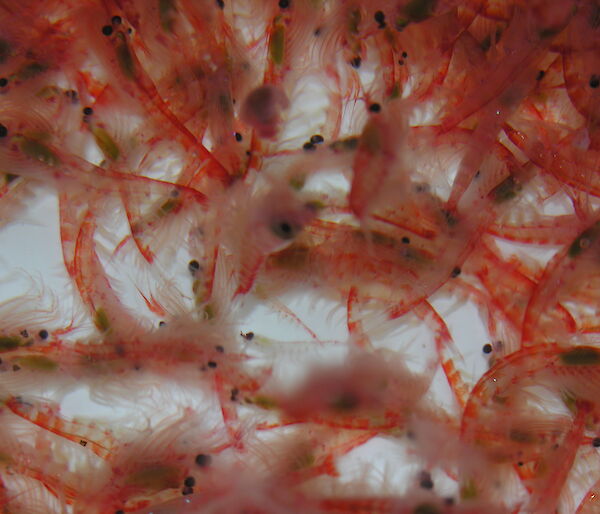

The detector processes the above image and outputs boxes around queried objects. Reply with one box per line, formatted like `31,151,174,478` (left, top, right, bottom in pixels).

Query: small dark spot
184,476,196,487
407,430,415,439
65,89,78,102
79,439,87,447
368,103,381,113
195,453,212,467
38,329,48,340
590,74,600,89
158,321,166,327
234,132,242,142
536,70,545,81
215,345,224,353
111,15,122,25
127,27,133,34
398,59,405,65
0,124,7,138
188,260,200,273
401,237,410,244
271,220,296,240
101,25,113,36
303,141,316,151
207,361,217,368
517,461,524,466
133,364,141,371
216,0,225,8
241,331,254,340
245,150,252,156
310,134,324,144
442,209,458,226
83,106,93,116
0,78,7,87
115,511,125,514
278,0,290,8
20,330,28,338
419,471,434,490
350,56,361,68
230,387,239,401
475,170,481,178
314,27,321,36
444,498,454,506
402,51,408,58
374,10,386,28
593,437,600,447
12,364,20,371
450,266,461,278
482,343,493,354
182,486,194,495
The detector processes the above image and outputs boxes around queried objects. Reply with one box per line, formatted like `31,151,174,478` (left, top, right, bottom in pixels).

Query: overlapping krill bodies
200,163,320,299
2,0,600,513
460,344,600,511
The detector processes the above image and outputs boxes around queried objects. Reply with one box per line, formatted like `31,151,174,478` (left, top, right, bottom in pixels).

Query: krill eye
271,220,297,240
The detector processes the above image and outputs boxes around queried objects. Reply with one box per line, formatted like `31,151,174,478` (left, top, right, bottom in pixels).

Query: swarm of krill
0,0,600,512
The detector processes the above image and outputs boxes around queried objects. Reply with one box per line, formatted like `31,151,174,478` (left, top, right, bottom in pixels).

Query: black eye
271,220,296,240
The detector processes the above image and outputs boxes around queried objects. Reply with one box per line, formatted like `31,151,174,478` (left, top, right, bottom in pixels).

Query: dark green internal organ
329,137,358,152
218,93,233,116
330,391,359,411
269,22,285,66
270,245,310,270
126,464,180,491
568,222,600,258
116,36,135,79
414,504,440,514
508,428,535,444
159,0,177,33
0,38,9,64
0,336,20,352
158,197,180,217
19,137,60,166
94,308,110,332
403,0,436,21
360,121,382,155
460,478,478,499
17,61,47,81
15,355,58,371
490,175,520,203
348,8,361,35
560,346,600,366
397,0,437,29
92,126,120,161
